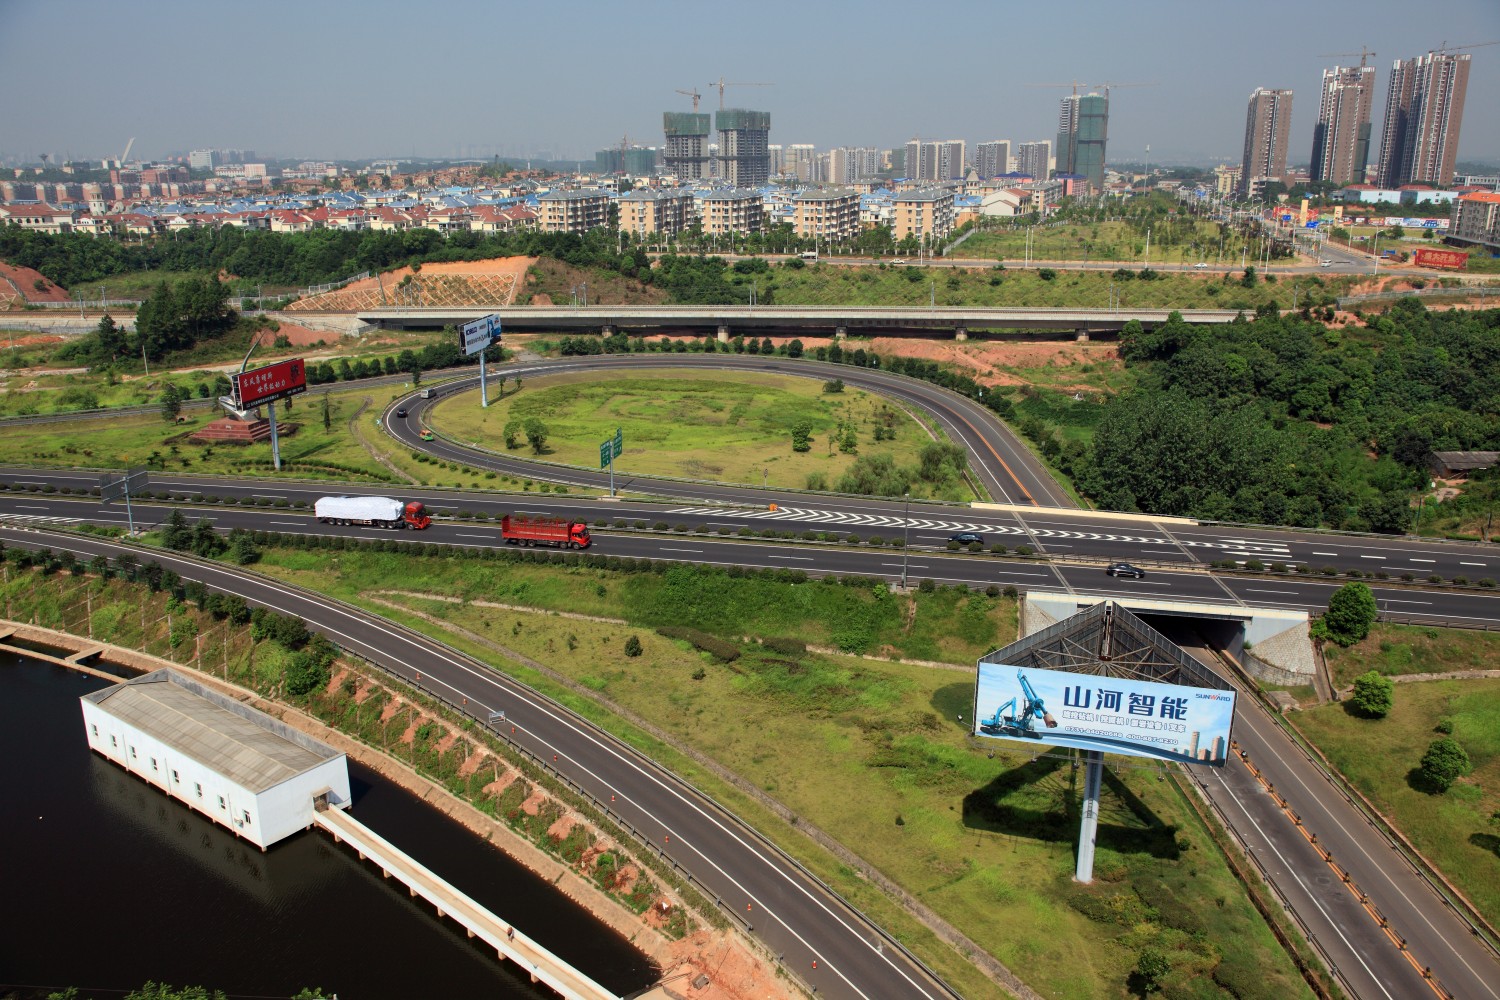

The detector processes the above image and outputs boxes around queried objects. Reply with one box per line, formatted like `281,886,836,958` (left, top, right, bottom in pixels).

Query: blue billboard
973,664,1236,766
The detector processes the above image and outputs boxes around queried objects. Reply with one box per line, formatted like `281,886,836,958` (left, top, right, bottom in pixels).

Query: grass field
957,219,1230,266
1323,623,1500,687
243,546,1312,999
758,261,1352,312
0,381,410,481
1293,679,1500,927
428,369,968,497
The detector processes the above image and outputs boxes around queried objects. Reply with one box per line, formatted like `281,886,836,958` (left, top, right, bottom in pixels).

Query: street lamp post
901,493,911,590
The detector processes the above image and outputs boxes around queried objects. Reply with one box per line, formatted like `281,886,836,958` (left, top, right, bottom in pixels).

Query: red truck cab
403,501,432,529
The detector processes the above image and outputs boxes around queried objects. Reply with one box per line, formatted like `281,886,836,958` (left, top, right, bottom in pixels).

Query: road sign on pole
599,441,612,469
612,427,623,460
99,467,148,535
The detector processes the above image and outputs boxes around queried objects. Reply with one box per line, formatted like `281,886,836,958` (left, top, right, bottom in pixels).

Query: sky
3,0,1498,169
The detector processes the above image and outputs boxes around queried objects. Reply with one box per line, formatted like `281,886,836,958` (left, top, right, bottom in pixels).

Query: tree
228,528,260,565
1134,948,1170,994
523,417,549,455
161,509,192,550
503,420,522,450
1240,266,1257,287
624,635,643,657
1324,582,1377,646
1349,669,1394,718
160,383,183,422
321,392,331,431
190,517,225,558
1418,737,1471,792
823,378,845,394
790,419,813,452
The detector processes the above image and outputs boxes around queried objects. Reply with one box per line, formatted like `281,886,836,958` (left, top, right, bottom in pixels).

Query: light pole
901,493,911,590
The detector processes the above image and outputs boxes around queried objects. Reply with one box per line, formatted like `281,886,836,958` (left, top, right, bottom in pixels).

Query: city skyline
2,0,1497,169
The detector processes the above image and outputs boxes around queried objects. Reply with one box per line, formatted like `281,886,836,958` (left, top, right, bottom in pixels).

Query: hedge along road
0,524,958,1000
387,354,1072,508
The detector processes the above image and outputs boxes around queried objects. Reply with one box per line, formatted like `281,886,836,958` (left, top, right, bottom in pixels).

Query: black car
1105,562,1146,579
395,408,408,418
950,532,985,545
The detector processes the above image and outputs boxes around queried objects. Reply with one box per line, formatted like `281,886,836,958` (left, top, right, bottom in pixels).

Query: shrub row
656,626,741,663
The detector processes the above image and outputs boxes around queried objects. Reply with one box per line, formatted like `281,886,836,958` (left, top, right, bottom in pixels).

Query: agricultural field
245,545,1312,1000
428,368,966,497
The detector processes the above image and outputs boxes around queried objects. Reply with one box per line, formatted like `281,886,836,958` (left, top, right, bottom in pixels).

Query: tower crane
1433,39,1498,54
980,671,1059,739
1317,47,1376,66
674,88,702,112
710,76,771,109
1088,80,1158,100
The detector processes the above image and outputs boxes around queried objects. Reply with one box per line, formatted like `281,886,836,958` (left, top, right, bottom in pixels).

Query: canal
0,653,659,998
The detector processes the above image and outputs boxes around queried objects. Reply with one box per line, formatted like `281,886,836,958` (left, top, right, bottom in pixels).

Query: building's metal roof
1430,451,1499,471
84,669,340,793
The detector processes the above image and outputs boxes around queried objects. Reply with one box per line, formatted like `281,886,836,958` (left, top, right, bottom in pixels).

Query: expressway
5,500,1500,1000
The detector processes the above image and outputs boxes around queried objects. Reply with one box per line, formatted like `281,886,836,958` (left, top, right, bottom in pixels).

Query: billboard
1382,216,1451,230
459,313,501,357
231,358,307,409
973,663,1236,766
1412,247,1468,271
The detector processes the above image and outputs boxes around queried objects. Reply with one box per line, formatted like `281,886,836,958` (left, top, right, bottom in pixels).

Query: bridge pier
600,324,614,337
835,325,847,340
717,324,730,344
1076,329,1090,342
955,327,968,341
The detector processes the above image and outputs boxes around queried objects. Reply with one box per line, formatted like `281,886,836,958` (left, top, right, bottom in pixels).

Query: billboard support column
1074,750,1104,884
480,351,489,408
267,402,282,471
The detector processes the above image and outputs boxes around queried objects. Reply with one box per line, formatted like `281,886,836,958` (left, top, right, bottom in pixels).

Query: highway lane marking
1383,599,1433,605
1461,562,1487,567
456,533,492,539
1361,555,1383,560
1233,695,1498,998
1246,589,1300,596
659,547,703,553
1312,552,1338,557
14,505,49,510
768,554,814,561
269,521,303,527
13,528,920,1000
1205,768,1396,1000
1408,559,1436,564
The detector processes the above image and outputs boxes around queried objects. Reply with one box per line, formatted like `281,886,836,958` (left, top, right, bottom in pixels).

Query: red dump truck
500,515,591,549
315,495,431,529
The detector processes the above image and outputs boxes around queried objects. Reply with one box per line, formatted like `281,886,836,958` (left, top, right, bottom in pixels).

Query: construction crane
980,671,1059,739
1026,80,1155,100
1433,39,1499,54
674,88,702,112
710,76,771,110
1317,47,1376,67
1089,80,1157,99
1025,80,1088,96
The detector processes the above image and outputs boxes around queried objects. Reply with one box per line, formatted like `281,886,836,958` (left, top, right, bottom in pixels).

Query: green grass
1323,623,1500,688
243,546,1309,999
428,368,964,496
957,219,1230,266
755,260,1350,312
0,382,409,481
1293,679,1500,927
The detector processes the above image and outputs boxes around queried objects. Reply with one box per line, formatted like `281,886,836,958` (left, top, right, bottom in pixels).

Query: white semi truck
314,495,431,529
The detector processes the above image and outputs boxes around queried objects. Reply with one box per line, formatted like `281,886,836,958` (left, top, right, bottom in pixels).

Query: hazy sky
4,0,1497,167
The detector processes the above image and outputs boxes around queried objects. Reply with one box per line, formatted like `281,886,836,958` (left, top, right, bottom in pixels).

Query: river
0,653,658,999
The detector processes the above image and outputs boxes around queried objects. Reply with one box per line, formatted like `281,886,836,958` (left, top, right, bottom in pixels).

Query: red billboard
1412,247,1468,271
232,358,307,408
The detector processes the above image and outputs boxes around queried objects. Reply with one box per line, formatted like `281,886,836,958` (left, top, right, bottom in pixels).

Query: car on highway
1193,262,1208,269
1319,259,1333,267
891,258,908,265
420,429,435,441
949,532,985,545
395,407,408,418
1105,562,1146,578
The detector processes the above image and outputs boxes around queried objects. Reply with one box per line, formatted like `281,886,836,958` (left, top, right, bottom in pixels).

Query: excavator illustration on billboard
979,671,1059,739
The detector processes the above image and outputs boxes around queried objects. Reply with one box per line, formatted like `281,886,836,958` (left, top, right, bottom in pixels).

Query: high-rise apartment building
1239,88,1294,198
974,140,1011,179
1015,141,1051,180
784,144,817,182
1056,94,1108,190
716,109,771,188
663,112,712,179
768,145,784,176
1375,50,1471,188
1310,63,1375,186
903,138,965,181
828,147,882,184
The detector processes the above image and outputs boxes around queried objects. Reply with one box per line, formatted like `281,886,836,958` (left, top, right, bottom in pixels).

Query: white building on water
81,669,350,850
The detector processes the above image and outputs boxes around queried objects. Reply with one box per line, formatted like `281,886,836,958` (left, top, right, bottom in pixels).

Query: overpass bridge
353,304,1244,340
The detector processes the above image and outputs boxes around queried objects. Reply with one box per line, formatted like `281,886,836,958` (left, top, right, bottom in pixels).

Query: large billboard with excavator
973,664,1236,766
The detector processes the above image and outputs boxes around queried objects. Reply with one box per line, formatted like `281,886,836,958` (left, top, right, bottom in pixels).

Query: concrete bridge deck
355,304,1243,336
314,805,618,1000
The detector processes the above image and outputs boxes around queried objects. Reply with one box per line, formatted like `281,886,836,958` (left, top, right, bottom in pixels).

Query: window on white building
195,783,203,798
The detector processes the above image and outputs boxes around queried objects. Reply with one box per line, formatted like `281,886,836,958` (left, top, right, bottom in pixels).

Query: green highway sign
600,441,612,469
612,428,623,460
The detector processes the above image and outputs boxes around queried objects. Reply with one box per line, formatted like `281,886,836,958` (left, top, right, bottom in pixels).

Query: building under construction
716,109,771,188
663,112,712,180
